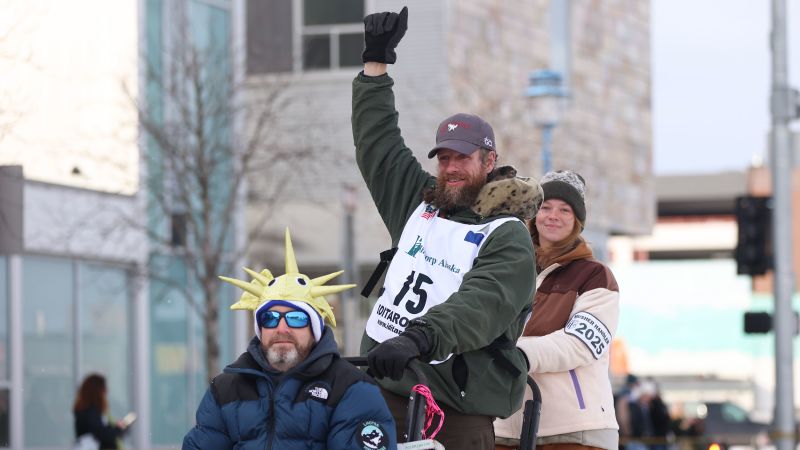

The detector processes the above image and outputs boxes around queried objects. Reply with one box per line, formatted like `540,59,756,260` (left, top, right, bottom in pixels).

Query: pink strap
411,384,445,440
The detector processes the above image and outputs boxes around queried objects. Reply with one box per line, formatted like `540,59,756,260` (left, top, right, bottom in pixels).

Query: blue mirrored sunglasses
257,310,310,329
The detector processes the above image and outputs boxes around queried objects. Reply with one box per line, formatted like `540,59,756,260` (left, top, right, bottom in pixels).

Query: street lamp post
769,2,798,450
525,69,567,174
540,123,555,175
341,183,360,356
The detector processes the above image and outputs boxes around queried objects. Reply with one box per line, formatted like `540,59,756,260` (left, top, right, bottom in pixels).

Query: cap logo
484,137,493,148
440,121,472,133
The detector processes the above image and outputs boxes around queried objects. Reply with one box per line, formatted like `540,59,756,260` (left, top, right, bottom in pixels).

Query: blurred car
676,401,770,450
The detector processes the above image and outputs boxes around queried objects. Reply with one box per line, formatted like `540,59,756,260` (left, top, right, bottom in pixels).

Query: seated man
183,229,397,450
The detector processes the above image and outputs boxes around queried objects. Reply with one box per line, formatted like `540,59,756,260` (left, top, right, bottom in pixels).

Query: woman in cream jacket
495,170,620,450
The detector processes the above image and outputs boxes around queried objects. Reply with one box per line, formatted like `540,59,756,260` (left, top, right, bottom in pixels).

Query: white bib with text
365,202,519,363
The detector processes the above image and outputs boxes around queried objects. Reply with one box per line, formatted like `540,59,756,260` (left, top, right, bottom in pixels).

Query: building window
247,0,364,74
0,389,7,447
301,0,364,70
170,212,188,248
23,256,73,448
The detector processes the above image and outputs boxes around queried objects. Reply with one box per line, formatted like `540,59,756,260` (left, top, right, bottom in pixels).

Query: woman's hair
73,373,108,413
529,217,584,268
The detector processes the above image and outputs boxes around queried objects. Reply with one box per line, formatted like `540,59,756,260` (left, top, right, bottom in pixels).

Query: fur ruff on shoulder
471,165,543,220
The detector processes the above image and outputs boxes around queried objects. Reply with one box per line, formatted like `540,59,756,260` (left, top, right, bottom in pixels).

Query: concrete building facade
241,0,654,353
243,0,654,270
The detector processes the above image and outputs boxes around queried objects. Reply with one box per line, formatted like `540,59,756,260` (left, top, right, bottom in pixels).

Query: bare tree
130,8,322,382
0,2,37,144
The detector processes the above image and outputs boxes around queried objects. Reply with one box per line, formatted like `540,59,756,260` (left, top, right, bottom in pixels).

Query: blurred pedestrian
615,374,640,449
495,170,620,450
73,373,130,450
623,385,647,450
637,379,671,450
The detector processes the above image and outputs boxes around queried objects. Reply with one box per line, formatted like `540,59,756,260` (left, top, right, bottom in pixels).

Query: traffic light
734,196,772,275
743,311,772,333
743,311,800,335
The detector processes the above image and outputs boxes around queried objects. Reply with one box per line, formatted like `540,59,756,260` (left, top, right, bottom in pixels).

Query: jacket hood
471,166,543,220
226,326,339,379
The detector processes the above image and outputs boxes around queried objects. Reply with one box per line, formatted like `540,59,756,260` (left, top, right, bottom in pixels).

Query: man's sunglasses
257,310,310,329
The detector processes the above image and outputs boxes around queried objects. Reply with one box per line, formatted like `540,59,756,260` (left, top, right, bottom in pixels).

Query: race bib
365,202,520,363
564,311,611,359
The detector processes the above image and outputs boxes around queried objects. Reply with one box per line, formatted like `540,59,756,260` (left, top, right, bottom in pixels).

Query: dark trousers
381,388,495,450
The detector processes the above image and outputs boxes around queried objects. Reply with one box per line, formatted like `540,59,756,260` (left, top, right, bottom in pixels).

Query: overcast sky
652,0,800,175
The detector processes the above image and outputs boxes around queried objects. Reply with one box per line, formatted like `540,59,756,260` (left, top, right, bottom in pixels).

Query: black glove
362,6,409,64
367,328,429,380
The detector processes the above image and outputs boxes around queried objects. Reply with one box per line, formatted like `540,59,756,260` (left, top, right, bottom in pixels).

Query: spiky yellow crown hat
219,228,355,342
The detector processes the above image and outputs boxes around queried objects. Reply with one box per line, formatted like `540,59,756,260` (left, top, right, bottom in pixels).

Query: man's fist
362,6,408,64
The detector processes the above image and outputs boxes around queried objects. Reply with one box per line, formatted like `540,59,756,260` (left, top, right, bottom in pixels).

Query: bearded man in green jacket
352,7,542,450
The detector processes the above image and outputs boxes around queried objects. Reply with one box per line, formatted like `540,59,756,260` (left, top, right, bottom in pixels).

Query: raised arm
353,6,434,241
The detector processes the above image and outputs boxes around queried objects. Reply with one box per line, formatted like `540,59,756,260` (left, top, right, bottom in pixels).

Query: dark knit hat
540,170,586,224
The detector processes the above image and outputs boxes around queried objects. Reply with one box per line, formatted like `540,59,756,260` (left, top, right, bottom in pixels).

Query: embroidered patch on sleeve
356,420,389,450
564,311,612,359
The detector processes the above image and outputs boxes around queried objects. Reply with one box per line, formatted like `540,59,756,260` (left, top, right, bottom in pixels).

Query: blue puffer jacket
183,328,397,450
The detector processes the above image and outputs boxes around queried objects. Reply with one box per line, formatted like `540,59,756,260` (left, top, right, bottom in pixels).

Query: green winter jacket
352,72,538,419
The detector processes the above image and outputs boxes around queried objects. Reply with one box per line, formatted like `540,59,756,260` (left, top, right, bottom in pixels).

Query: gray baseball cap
427,113,496,158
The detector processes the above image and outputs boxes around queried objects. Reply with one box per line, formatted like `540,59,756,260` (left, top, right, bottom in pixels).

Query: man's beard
429,171,486,213
264,333,312,372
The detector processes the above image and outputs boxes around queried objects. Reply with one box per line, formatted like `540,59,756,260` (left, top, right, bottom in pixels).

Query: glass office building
0,1,236,448
144,0,235,446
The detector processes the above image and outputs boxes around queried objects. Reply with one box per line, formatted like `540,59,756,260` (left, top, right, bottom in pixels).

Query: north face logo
304,381,331,402
308,386,328,400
